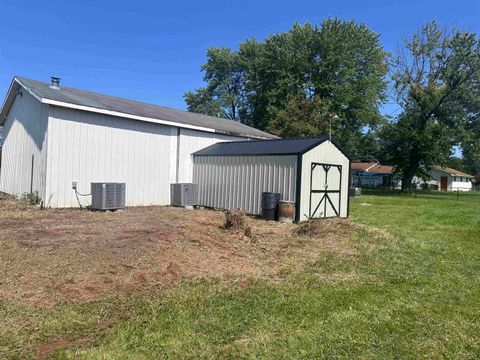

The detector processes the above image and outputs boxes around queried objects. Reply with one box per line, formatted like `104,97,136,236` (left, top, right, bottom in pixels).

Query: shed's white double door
309,162,343,218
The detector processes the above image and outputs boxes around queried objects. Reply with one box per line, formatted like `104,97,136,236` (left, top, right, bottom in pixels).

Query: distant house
352,162,473,192
416,166,473,192
351,162,398,189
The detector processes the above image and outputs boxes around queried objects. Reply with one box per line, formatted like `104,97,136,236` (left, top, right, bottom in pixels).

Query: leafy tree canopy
185,19,388,158
381,21,480,189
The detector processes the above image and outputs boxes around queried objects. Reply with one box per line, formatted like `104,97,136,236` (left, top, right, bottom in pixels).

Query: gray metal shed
192,136,351,221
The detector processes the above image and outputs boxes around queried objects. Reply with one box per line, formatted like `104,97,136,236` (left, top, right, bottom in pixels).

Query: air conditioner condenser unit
170,183,198,207
91,182,126,210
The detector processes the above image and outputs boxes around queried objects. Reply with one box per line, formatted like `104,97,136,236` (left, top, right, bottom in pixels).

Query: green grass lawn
4,191,480,359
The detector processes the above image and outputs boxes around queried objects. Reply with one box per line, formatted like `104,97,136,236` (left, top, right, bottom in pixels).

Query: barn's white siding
46,106,174,207
193,155,297,215
44,106,248,208
177,129,245,183
0,91,49,199
299,141,350,221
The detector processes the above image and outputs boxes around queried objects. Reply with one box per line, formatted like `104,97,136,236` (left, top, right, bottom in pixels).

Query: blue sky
1,0,479,117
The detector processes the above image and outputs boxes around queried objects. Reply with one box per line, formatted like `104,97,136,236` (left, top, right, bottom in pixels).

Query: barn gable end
0,89,49,200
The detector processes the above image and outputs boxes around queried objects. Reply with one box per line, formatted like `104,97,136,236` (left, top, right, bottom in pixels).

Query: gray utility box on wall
91,182,126,210
170,183,198,207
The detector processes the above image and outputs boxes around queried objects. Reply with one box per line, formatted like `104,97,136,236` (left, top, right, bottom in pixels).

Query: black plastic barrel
261,192,280,220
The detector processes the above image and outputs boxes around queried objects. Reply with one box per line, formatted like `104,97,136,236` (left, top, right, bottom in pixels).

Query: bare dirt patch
0,195,360,307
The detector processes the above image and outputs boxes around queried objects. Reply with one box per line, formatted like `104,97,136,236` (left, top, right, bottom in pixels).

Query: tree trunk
401,173,414,191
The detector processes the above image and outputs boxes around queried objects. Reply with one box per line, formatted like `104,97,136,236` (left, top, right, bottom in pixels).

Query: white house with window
416,166,473,191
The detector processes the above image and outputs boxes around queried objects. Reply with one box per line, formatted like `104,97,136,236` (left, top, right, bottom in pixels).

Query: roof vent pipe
50,77,60,89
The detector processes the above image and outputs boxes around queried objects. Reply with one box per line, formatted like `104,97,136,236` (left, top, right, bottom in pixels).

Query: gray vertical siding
193,155,297,215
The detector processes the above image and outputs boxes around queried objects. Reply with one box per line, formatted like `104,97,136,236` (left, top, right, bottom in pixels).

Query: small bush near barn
19,191,40,206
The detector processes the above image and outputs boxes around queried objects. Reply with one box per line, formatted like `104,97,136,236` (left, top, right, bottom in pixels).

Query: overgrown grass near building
56,191,480,359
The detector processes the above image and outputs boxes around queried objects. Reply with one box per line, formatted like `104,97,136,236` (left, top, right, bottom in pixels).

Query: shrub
19,191,40,206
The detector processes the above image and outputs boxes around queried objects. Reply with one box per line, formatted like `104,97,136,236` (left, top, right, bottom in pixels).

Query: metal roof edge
45,99,274,139
193,135,352,159
193,152,300,157
1,76,273,140
1,77,47,125
298,136,352,160
0,78,24,125
43,98,217,134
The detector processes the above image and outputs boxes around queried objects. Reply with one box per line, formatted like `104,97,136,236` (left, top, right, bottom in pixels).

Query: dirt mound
295,218,358,238
0,206,360,307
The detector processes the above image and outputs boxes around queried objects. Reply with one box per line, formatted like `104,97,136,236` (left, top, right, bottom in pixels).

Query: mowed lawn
3,191,480,359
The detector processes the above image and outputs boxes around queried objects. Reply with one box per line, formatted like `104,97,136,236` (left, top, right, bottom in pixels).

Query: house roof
368,165,395,174
0,76,276,140
434,166,473,178
351,162,395,175
193,135,351,159
351,162,377,172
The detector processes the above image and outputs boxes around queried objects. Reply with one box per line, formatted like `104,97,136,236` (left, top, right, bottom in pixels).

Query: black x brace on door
309,162,342,218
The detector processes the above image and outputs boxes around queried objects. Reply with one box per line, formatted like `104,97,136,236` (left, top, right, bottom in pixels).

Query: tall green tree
184,88,223,118
267,94,330,137
245,21,388,153
185,20,388,157
459,77,480,177
184,48,247,122
383,22,480,189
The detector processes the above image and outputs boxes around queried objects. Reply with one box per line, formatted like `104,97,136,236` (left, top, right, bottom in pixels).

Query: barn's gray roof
0,76,276,139
193,135,351,159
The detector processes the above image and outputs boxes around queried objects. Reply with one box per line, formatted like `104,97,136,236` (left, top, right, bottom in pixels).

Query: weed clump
224,209,246,230
295,221,317,237
20,191,40,206
244,226,253,238
0,191,39,212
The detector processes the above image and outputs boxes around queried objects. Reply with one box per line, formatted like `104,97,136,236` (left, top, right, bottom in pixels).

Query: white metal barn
0,76,275,207
193,136,351,222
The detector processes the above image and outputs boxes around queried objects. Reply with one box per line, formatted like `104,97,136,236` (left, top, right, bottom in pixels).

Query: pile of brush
224,209,254,240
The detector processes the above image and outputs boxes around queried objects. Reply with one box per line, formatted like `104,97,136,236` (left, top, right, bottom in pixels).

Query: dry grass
0,195,359,308
3,191,480,359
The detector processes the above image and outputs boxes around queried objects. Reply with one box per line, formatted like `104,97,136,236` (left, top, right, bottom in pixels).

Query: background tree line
185,20,480,188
